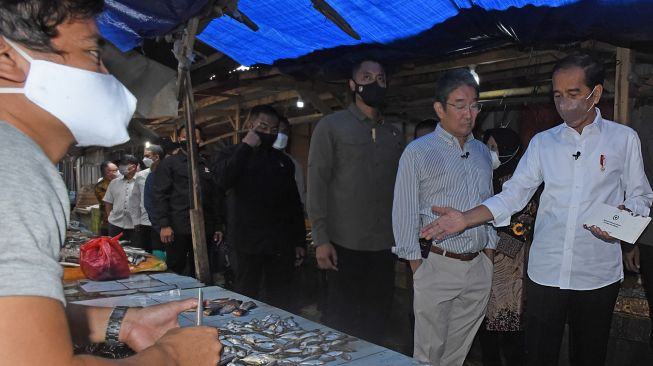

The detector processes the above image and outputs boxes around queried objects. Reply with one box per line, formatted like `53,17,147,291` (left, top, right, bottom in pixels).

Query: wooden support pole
232,106,241,145
614,47,633,125
177,16,211,285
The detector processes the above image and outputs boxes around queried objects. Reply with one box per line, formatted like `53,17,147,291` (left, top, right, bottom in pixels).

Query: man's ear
348,79,356,93
434,101,446,121
591,84,604,106
0,38,28,84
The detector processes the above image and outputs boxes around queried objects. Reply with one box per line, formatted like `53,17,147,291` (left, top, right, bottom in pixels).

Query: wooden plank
614,47,633,125
191,51,225,70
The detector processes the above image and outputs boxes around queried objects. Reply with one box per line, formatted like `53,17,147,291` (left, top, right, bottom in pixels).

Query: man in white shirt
104,154,141,244
422,53,653,366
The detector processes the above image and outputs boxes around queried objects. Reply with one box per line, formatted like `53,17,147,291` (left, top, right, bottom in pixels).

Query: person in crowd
422,54,653,366
212,105,306,311
625,117,653,351
142,144,167,259
478,127,535,366
308,58,404,344
274,116,306,206
392,69,497,366
103,154,140,244
151,126,221,275
414,118,438,139
95,160,119,235
135,144,163,253
0,1,221,364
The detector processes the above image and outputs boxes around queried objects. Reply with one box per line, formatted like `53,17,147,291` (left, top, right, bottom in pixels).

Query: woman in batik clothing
479,128,539,366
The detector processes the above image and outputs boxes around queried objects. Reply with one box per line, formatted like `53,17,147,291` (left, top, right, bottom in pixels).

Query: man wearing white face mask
104,154,141,243
0,1,221,365
422,54,653,365
274,117,306,206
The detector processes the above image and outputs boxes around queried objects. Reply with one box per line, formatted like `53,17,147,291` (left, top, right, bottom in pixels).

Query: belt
430,246,480,261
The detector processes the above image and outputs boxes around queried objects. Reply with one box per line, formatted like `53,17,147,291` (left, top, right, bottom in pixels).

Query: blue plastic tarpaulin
99,0,653,67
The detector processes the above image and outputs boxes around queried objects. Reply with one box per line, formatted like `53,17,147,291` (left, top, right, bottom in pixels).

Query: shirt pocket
336,134,372,162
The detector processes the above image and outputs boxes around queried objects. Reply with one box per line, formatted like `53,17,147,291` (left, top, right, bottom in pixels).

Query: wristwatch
105,306,129,345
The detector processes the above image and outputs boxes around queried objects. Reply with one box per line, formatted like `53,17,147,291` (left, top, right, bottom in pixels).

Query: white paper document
584,203,652,244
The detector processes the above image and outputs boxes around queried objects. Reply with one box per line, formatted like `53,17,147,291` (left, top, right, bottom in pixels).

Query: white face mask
0,37,136,147
142,157,153,168
273,132,289,150
118,164,130,176
490,150,501,170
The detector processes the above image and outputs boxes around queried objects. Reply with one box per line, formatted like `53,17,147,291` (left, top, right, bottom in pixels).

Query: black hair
414,118,438,138
119,154,139,165
351,58,385,79
248,105,279,123
434,69,479,110
178,125,204,140
552,53,605,89
99,160,114,176
0,0,104,53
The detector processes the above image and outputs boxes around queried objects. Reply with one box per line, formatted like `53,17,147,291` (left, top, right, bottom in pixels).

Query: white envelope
584,203,652,244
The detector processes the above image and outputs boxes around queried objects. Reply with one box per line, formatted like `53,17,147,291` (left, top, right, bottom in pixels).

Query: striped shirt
392,124,498,260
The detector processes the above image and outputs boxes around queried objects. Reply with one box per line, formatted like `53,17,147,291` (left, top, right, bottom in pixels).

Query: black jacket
151,151,221,235
212,143,305,255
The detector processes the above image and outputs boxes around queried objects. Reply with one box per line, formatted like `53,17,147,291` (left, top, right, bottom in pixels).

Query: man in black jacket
212,105,306,311
151,126,221,275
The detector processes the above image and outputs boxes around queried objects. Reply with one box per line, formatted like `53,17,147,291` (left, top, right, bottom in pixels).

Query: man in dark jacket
151,126,220,275
212,105,306,311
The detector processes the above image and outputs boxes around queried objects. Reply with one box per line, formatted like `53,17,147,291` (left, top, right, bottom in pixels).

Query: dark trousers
150,227,164,252
479,322,525,366
639,245,653,347
234,250,295,312
165,233,194,276
134,225,153,252
322,243,395,345
108,224,135,243
525,276,620,366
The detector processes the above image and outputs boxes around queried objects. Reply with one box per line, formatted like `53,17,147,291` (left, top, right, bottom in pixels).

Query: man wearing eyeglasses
392,68,497,366
212,105,306,312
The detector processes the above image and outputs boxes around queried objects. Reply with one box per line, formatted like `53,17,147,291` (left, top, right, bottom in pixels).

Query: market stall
68,273,425,366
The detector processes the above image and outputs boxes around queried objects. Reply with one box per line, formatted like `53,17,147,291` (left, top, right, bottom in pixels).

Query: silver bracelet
105,306,129,345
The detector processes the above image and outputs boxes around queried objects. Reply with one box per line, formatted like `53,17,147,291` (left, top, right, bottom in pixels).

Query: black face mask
353,81,387,108
256,131,278,148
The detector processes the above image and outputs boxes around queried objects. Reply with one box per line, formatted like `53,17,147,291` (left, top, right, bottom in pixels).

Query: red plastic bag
80,233,130,281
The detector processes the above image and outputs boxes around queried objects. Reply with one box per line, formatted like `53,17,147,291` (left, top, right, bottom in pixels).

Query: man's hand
409,259,423,274
316,243,338,271
295,247,306,267
120,298,199,351
583,224,616,242
623,245,640,273
420,206,467,241
160,226,174,244
242,129,261,147
583,205,629,242
213,231,223,245
156,326,222,366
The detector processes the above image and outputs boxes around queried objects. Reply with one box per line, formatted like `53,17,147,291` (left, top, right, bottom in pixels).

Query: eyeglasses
446,102,483,113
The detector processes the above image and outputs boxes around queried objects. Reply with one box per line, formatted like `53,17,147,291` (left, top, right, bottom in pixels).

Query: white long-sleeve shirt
483,109,653,290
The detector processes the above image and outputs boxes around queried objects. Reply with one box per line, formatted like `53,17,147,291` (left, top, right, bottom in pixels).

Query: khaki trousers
413,252,493,366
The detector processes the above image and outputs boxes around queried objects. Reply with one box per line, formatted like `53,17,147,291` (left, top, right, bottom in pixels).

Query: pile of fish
200,298,258,317
122,246,148,267
219,314,357,366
